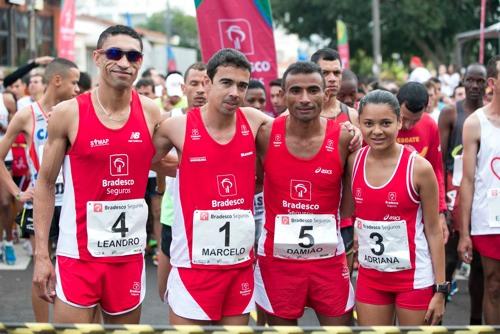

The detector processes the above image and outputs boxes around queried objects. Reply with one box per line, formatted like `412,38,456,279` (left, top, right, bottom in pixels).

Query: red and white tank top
171,107,256,269
352,145,434,291
258,116,345,261
471,108,500,235
25,103,64,208
57,91,155,262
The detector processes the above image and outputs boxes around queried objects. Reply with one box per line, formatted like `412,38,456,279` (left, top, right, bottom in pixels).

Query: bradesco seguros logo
218,19,254,55
110,154,129,176
290,180,312,201
217,174,238,197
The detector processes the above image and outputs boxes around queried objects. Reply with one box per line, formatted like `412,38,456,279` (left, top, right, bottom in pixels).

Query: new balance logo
128,132,142,143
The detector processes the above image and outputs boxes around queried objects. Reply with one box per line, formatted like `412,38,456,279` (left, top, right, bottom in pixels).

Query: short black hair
141,67,155,78
310,48,342,67
269,78,282,88
429,77,441,85
44,58,78,83
97,25,143,51
486,55,500,79
78,71,92,92
206,48,251,81
342,69,358,83
282,61,325,90
135,78,155,91
184,62,207,81
359,89,400,118
248,79,265,91
397,82,429,113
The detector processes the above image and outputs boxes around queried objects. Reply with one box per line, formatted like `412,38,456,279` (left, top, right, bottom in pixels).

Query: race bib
274,214,338,260
452,155,463,186
487,188,500,228
355,218,411,272
192,209,255,265
86,199,148,257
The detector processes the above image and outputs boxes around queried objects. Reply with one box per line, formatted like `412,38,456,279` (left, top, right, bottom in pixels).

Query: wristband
15,191,22,201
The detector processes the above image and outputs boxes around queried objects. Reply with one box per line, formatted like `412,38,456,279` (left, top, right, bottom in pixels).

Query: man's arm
32,101,71,303
427,120,449,243
458,114,480,264
438,104,456,177
3,56,54,88
0,108,33,202
0,93,16,134
347,106,359,127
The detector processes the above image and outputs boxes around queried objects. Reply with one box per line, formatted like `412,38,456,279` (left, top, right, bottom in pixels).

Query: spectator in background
77,72,92,94
269,78,286,116
244,79,270,115
425,80,441,123
337,69,358,109
164,72,187,111
408,56,431,83
28,73,46,102
136,78,156,100
452,83,466,103
7,77,30,109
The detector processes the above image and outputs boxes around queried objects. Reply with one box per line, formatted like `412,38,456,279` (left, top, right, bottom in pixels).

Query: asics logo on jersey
383,214,401,221
217,174,237,197
315,167,332,175
290,180,312,201
110,154,129,176
90,138,110,147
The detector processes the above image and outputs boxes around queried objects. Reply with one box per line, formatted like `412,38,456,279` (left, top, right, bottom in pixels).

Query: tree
138,9,199,50
271,0,500,68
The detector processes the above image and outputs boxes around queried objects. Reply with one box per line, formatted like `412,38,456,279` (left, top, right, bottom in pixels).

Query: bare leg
256,305,268,326
316,310,352,326
0,185,13,241
169,307,212,325
102,305,141,324
469,250,484,324
481,255,500,324
266,313,298,326
356,302,395,326
396,307,427,326
214,314,250,325
157,252,171,301
53,297,98,323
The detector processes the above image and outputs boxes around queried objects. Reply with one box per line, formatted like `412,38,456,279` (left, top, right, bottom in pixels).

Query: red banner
195,0,278,105
57,0,76,60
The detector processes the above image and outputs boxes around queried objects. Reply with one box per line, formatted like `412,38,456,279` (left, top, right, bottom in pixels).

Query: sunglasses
99,48,143,63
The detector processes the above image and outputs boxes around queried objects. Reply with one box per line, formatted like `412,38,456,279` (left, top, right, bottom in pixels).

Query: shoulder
413,153,435,180
463,109,481,134
240,106,273,126
440,103,456,117
50,98,79,124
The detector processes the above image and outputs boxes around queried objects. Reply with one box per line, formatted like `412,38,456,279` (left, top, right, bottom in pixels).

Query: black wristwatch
433,282,451,296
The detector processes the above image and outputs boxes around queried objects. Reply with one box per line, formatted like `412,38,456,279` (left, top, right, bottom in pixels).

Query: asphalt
0,252,473,325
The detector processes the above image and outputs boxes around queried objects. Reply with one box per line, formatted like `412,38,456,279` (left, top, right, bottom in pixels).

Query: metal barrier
0,324,499,334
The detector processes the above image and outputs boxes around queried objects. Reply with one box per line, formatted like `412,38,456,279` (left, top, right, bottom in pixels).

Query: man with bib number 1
254,62,355,325
459,55,500,325
347,90,446,325
153,49,273,325
33,26,161,323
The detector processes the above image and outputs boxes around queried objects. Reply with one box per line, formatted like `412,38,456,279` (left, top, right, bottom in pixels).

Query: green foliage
271,0,500,68
138,9,199,49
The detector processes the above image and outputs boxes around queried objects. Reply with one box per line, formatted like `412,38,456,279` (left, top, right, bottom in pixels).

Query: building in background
0,0,59,66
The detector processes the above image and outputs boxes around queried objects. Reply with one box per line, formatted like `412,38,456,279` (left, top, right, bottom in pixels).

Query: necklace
94,88,130,122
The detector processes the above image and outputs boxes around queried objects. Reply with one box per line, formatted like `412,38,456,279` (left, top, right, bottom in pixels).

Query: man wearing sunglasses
32,25,162,324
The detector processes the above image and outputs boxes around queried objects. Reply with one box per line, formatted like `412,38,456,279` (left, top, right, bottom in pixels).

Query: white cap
166,73,184,97
408,67,431,83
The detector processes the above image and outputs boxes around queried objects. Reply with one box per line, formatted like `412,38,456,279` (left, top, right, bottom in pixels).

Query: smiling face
93,34,143,90
206,65,250,115
284,71,324,123
359,103,402,150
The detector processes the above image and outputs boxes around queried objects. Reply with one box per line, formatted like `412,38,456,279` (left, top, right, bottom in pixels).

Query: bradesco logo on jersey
282,180,320,212
101,154,135,195
212,174,245,208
